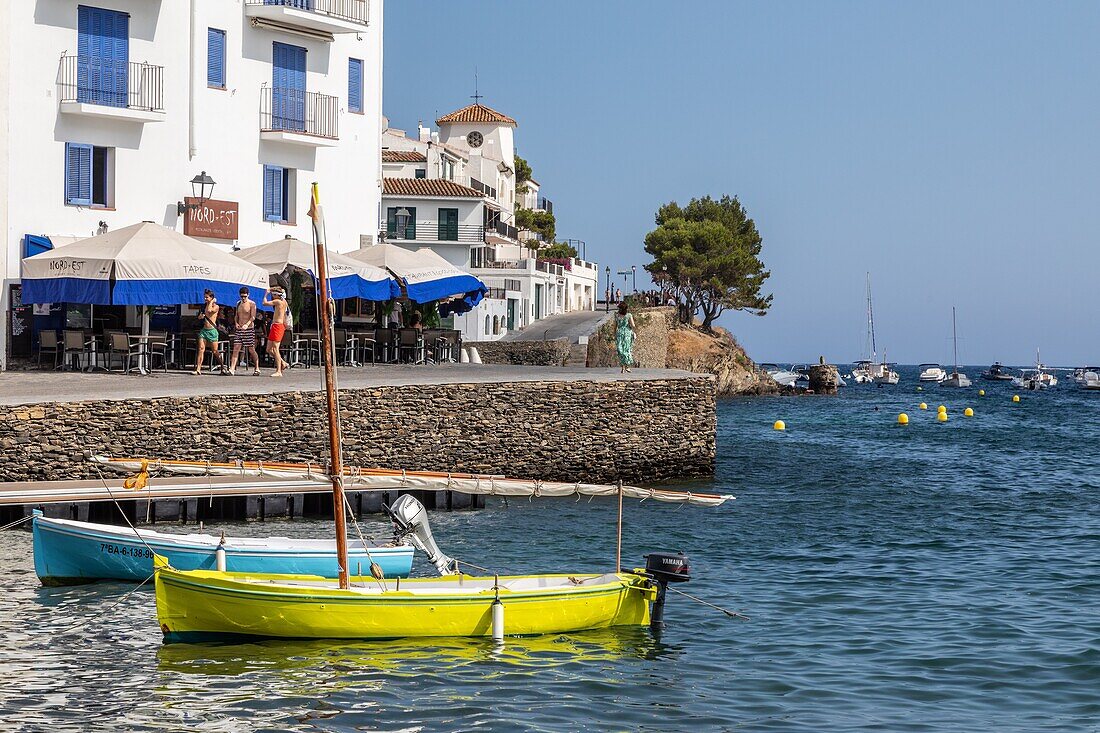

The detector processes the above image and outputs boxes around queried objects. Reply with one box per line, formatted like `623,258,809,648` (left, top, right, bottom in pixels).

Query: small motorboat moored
762,363,801,388
981,362,1014,381
32,512,414,585
918,364,947,382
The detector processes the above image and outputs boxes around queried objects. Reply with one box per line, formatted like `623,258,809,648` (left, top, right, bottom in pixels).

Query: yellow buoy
964,407,974,417
937,412,948,422
919,402,928,410
898,413,909,425
938,405,947,414
1013,395,1021,403
978,389,985,396
773,420,786,431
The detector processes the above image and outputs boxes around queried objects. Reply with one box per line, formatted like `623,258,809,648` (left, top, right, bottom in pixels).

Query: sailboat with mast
851,274,876,384
852,274,899,385
152,184,729,643
941,307,971,388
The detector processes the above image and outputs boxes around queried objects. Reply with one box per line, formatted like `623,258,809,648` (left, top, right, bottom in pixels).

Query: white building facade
381,103,598,342
0,0,384,368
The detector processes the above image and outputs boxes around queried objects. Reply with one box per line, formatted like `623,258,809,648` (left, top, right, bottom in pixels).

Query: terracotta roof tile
435,103,517,126
382,150,428,163
382,178,485,199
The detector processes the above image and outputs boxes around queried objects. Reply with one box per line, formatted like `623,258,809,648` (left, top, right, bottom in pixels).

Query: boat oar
665,586,749,621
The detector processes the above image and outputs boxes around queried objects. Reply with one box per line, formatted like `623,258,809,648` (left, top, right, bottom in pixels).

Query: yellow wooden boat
152,186,710,644
154,556,656,643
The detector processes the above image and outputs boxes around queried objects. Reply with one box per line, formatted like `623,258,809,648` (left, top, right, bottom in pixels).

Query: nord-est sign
183,198,239,241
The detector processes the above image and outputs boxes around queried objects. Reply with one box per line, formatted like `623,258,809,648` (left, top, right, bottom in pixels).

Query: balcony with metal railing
484,219,520,244
57,56,165,123
259,87,339,147
245,0,370,36
385,222,485,244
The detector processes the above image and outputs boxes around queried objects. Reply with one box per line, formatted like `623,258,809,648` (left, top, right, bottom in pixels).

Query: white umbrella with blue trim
20,221,269,306
233,235,399,301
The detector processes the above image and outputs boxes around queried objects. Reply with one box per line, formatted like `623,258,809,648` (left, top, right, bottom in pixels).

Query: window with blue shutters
207,28,226,88
64,142,112,207
77,6,130,108
348,58,363,114
263,165,294,223
65,143,92,206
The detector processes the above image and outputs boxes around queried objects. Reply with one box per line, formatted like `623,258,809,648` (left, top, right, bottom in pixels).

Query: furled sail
91,456,734,507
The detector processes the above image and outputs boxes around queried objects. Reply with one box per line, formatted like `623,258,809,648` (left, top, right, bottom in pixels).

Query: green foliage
644,194,772,330
288,270,305,328
514,154,533,196
422,301,441,328
515,208,556,242
540,241,578,259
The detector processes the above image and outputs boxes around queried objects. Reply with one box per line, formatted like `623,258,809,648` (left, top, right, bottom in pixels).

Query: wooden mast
309,183,350,590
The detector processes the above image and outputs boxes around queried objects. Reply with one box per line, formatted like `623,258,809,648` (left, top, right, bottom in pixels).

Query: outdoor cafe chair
373,328,396,364
62,329,96,371
287,331,319,368
333,328,360,367
37,330,61,369
397,328,425,365
107,332,143,373
356,330,377,365
145,331,170,373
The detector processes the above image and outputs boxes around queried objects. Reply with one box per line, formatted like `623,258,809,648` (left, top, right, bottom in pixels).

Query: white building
381,103,598,342
0,0,384,368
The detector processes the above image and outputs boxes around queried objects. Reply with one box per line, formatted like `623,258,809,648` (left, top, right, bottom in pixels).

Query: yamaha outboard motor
644,551,691,630
384,494,458,575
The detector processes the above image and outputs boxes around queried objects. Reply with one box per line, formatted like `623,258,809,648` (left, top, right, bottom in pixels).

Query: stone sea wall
0,377,716,484
467,340,571,367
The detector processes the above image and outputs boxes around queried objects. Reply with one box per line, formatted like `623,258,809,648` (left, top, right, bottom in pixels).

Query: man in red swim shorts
263,287,291,377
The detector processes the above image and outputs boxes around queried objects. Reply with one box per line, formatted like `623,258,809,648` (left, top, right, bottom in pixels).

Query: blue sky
384,1,1100,366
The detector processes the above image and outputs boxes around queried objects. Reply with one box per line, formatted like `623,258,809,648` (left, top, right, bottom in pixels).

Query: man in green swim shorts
193,288,228,375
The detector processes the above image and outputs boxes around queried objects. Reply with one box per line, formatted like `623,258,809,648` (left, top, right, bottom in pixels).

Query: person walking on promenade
228,287,260,376
615,301,636,374
264,287,291,377
193,289,228,375
615,287,622,304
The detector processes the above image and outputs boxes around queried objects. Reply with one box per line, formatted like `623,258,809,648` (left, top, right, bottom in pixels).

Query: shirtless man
228,287,260,376
193,289,228,375
263,286,291,377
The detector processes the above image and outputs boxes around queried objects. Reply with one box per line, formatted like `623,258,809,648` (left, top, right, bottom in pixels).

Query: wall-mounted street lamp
176,171,216,215
394,207,411,239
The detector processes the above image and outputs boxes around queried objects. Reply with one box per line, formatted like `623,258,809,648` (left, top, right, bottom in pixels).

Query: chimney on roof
431,132,439,144
418,121,430,143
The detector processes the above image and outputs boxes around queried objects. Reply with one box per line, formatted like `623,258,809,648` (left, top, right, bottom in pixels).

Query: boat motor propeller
643,551,691,630
383,494,458,576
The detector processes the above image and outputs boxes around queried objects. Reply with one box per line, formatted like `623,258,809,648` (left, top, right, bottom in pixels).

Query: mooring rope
0,515,33,532
56,571,156,635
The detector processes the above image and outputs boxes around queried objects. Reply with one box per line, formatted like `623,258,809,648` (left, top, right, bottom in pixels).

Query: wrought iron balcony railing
385,222,485,243
260,87,339,139
58,55,164,112
245,0,369,25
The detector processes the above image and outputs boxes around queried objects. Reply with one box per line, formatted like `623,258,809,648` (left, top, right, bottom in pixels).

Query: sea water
0,366,1097,731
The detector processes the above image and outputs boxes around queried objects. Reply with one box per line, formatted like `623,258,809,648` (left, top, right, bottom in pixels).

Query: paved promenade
500,310,613,343
0,365,702,406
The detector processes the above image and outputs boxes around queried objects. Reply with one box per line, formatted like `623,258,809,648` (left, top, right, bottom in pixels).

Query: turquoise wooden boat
31,511,413,586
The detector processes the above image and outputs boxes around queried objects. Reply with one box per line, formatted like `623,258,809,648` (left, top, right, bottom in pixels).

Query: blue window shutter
263,165,284,222
207,29,226,87
65,143,93,206
77,7,129,107
348,58,362,113
272,42,307,131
